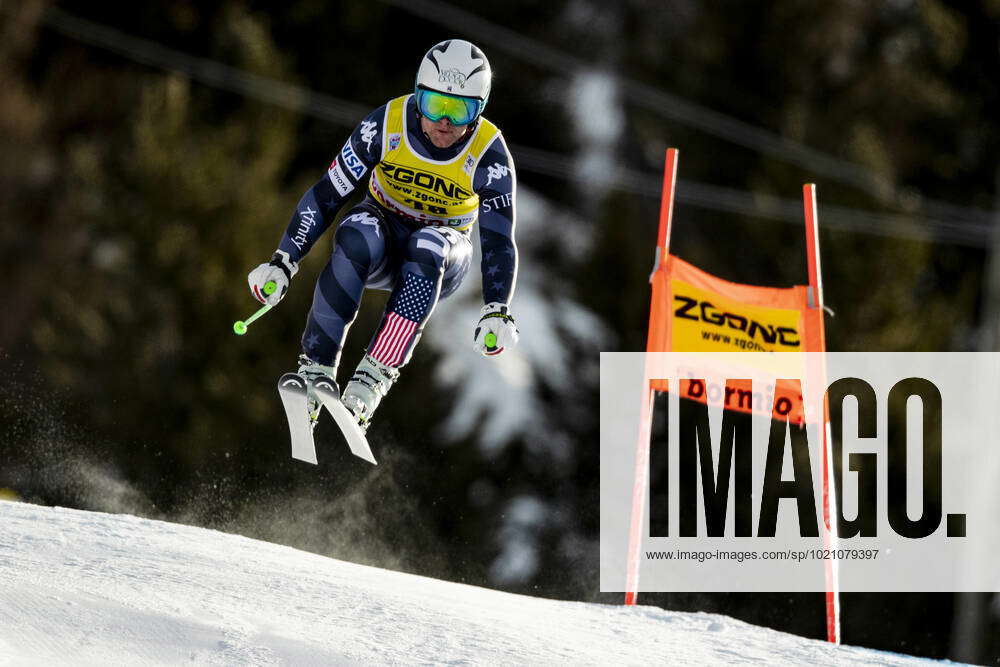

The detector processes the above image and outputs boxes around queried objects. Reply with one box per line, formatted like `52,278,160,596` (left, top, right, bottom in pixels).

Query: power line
40,8,992,248
376,0,995,228
44,8,370,126
515,146,990,246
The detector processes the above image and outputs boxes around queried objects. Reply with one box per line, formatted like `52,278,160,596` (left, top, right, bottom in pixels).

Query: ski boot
342,354,399,431
296,354,338,427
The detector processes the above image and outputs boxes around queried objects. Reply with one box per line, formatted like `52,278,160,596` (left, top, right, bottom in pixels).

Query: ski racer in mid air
248,39,519,433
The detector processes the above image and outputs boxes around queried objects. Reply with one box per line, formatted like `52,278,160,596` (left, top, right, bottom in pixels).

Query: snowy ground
0,500,942,665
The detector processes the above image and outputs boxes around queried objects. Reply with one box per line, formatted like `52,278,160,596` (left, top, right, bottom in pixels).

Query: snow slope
0,501,939,665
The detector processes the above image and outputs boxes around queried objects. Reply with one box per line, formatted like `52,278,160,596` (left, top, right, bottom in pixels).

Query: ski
277,373,377,466
312,376,378,465
277,373,318,464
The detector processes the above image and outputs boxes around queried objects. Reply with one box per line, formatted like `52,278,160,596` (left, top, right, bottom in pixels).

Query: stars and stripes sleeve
276,104,387,263
474,132,518,305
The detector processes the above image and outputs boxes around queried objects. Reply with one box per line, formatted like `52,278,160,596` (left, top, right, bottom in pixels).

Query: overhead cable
40,8,992,248
376,0,995,227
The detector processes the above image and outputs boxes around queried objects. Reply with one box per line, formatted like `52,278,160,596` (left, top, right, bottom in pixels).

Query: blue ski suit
273,94,518,370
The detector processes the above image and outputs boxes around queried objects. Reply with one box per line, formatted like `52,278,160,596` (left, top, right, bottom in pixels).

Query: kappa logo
485,163,510,187
360,120,377,153
438,68,467,88
388,133,401,151
345,212,381,238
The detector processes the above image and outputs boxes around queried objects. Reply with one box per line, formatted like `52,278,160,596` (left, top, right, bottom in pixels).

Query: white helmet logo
438,68,467,88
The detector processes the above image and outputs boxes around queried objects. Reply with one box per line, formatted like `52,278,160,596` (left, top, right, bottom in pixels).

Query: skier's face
420,115,469,148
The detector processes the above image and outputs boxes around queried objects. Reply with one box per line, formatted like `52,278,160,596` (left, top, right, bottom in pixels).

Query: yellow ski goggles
415,88,484,126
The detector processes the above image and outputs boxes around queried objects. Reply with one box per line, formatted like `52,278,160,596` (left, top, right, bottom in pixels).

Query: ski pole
233,280,277,335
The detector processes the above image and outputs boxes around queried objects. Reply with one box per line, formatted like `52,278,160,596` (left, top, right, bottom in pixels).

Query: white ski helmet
415,39,492,108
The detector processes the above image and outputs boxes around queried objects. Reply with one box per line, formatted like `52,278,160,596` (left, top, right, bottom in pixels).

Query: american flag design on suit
369,273,437,367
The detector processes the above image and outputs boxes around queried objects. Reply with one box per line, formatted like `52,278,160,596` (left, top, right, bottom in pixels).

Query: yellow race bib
369,95,499,230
